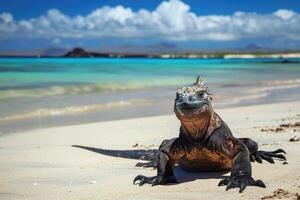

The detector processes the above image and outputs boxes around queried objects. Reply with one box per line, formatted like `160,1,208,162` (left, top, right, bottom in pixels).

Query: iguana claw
218,175,266,193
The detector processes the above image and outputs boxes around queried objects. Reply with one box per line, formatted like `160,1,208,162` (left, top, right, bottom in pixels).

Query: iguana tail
72,145,159,161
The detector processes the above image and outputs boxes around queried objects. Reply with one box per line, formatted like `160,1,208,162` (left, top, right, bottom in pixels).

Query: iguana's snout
174,91,211,118
174,76,212,118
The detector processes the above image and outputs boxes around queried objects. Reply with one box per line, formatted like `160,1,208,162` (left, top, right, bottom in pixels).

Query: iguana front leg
133,138,184,186
218,137,266,193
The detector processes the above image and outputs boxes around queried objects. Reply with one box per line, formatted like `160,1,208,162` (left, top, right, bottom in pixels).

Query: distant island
63,48,149,58
61,48,300,60
1,47,300,60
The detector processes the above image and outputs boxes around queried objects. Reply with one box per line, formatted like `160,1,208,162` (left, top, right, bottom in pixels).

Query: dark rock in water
282,59,299,64
261,59,300,64
63,48,91,57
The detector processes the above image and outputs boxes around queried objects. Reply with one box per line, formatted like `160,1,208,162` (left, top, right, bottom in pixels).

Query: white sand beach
0,101,299,200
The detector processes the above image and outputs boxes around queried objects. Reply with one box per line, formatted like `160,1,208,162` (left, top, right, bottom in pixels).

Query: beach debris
282,162,288,165
132,143,139,148
260,127,284,132
89,180,97,184
33,182,38,186
289,136,300,142
261,188,299,200
260,121,300,133
279,122,300,128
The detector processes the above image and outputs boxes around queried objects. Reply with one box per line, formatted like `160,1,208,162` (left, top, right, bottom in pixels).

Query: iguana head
174,75,213,121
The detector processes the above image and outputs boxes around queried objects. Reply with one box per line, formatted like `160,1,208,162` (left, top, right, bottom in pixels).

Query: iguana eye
197,91,204,97
176,92,184,100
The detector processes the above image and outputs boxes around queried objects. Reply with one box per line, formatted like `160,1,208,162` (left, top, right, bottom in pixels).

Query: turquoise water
1,58,300,99
0,57,300,132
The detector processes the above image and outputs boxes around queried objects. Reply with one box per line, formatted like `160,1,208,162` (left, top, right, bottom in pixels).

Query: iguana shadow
72,145,229,185
173,166,229,184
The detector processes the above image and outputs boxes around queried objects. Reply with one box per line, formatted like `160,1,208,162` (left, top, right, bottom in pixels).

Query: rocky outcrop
63,48,91,57
63,48,149,58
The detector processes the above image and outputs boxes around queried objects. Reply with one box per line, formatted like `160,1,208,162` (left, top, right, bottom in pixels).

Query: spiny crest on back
177,75,209,95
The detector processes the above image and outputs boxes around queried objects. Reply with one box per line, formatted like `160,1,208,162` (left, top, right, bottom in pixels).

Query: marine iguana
72,76,286,193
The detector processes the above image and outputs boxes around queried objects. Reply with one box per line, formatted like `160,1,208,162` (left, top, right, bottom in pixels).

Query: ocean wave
217,92,269,106
218,79,300,89
255,79,300,92
0,78,190,100
215,79,300,106
262,78,300,86
0,99,150,123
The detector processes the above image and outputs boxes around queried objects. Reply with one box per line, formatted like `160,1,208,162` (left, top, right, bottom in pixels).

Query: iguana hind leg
134,138,174,169
133,138,184,186
239,138,286,163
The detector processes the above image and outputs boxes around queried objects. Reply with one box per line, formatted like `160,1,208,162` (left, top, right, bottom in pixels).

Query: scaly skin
133,76,286,193
73,76,286,193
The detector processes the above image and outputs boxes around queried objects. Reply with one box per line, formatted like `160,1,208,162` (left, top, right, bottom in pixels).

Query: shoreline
1,98,300,135
1,81,300,134
0,101,299,200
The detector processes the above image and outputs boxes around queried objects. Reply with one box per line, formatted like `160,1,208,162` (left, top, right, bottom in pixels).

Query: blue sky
1,0,300,53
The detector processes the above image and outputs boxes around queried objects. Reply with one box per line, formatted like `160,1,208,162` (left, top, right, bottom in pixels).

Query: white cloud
273,9,296,20
0,0,299,41
0,12,13,23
